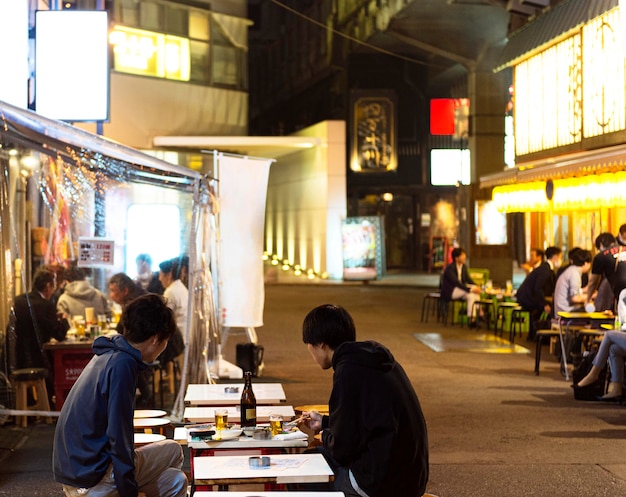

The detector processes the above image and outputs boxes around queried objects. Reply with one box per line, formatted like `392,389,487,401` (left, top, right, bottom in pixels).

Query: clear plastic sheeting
0,100,221,416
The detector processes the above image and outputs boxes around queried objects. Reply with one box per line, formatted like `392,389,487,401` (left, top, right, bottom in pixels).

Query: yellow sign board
110,25,190,81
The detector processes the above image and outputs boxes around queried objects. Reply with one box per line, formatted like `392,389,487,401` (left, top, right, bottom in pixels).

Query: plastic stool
510,308,530,342
11,368,52,428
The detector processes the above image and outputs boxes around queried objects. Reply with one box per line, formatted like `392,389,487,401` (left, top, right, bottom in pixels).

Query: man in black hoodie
298,304,429,497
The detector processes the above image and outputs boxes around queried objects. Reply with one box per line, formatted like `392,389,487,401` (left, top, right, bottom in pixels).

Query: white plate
212,427,242,440
134,409,167,418
134,433,165,445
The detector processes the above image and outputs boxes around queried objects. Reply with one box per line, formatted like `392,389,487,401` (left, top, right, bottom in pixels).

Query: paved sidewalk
3,280,626,497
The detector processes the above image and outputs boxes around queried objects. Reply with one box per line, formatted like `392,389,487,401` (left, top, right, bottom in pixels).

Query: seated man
553,249,592,315
298,304,429,497
440,247,481,326
516,246,562,341
53,294,187,497
577,330,626,400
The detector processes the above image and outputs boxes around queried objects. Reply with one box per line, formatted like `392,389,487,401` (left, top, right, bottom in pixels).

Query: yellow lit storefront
481,0,626,254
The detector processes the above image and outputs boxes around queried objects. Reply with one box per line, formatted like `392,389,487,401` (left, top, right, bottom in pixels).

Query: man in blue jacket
52,294,187,497
298,304,429,497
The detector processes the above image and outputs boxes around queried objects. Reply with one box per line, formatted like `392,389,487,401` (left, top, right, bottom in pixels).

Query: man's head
451,248,466,265
33,267,57,300
136,253,152,275
109,273,138,306
545,246,562,267
595,232,616,251
158,258,179,289
531,248,544,263
302,304,356,369
619,224,626,240
120,294,176,363
63,263,87,283
572,249,592,273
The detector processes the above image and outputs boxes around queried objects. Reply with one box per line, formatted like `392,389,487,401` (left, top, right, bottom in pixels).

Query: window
125,204,181,276
190,40,210,83
140,1,163,31
189,10,209,41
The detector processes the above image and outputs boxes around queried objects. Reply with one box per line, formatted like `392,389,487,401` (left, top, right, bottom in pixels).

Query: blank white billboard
0,1,29,107
35,10,109,122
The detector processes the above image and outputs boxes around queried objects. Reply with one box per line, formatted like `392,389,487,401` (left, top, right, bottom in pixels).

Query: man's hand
297,411,323,448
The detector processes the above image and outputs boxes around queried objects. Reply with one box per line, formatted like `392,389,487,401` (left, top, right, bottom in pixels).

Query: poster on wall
342,216,385,280
350,90,397,172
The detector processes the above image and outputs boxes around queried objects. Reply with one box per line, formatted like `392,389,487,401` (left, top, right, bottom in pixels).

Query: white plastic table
193,453,334,490
185,383,286,406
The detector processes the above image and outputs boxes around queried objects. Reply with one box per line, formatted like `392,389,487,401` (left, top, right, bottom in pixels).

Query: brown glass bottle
240,371,257,427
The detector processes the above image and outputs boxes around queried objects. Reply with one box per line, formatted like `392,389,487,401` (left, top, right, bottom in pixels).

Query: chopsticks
284,415,303,428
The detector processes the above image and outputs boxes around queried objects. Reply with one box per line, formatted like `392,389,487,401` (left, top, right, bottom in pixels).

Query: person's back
53,294,187,497
57,264,108,319
13,267,69,369
299,304,428,497
330,340,428,497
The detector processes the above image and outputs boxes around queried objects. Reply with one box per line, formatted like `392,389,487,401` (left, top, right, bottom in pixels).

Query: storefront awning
0,99,203,191
494,0,618,72
153,135,321,159
479,143,626,189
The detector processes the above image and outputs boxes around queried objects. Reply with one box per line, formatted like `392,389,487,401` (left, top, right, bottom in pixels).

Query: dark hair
544,246,561,260
620,224,626,236
159,259,176,276
571,249,592,266
32,267,55,293
120,294,176,344
110,273,137,293
532,248,545,259
595,232,616,250
451,248,465,260
567,247,581,261
63,263,86,283
302,304,356,349
136,253,152,266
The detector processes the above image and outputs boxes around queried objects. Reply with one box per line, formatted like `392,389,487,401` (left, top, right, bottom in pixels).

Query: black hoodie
322,340,429,497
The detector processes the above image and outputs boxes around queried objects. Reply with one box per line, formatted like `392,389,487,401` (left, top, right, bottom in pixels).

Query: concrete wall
265,121,347,280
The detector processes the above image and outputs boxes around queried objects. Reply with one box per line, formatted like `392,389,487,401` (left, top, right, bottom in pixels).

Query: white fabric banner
218,154,272,327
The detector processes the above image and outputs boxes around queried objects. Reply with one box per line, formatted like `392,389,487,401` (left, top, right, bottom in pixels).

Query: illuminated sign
514,7,625,156
36,10,109,121
110,25,190,81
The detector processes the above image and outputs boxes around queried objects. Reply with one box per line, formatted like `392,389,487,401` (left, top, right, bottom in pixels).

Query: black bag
236,343,264,377
572,350,607,401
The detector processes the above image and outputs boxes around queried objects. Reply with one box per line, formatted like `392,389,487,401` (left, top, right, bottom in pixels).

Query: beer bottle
240,371,257,427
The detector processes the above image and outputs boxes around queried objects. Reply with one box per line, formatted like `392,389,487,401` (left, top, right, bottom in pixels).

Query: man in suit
441,247,481,327
12,266,70,401
516,246,562,341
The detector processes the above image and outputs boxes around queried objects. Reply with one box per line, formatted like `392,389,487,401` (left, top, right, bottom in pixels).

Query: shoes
576,366,601,388
468,320,478,329
602,381,623,401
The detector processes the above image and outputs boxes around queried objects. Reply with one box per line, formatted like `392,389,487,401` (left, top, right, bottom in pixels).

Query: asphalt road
2,282,626,496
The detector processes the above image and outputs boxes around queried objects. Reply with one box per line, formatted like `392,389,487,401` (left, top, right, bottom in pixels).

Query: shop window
125,204,181,276
212,45,239,87
189,10,209,41
190,40,210,83
139,1,163,31
165,4,187,36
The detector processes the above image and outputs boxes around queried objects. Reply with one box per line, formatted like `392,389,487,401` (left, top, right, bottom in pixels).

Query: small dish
213,426,243,440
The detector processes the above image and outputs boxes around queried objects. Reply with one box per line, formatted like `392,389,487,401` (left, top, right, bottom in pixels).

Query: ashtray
224,386,239,394
252,428,272,440
249,456,270,468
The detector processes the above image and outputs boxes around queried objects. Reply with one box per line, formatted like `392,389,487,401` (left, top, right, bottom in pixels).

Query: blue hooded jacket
53,334,147,497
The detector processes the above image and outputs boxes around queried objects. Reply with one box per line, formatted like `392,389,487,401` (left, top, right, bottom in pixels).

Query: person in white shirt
158,258,189,345
553,249,592,315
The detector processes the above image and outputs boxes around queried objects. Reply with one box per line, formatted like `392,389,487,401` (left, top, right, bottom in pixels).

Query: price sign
78,237,115,267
